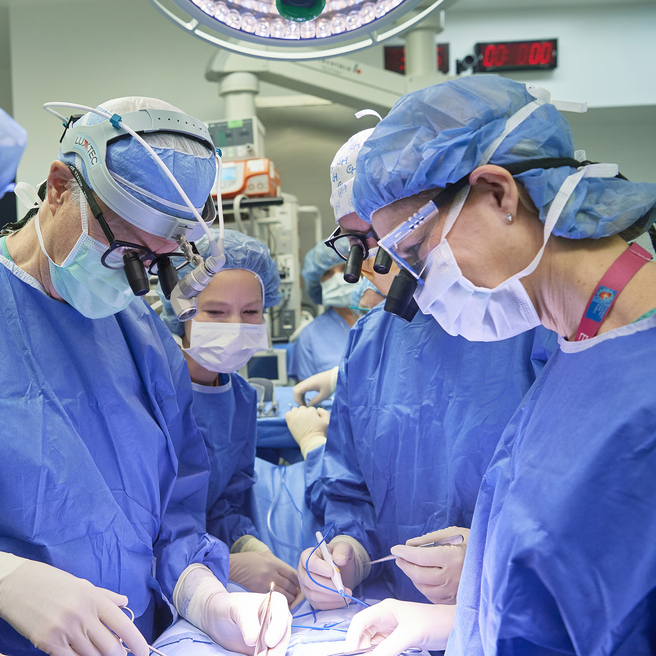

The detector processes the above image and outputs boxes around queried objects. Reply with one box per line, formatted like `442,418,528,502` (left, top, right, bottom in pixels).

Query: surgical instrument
329,646,422,656
114,607,169,656
368,534,464,565
316,530,348,607
254,582,276,656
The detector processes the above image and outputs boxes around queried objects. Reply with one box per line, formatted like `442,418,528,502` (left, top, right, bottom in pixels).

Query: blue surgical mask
320,273,353,307
34,207,135,319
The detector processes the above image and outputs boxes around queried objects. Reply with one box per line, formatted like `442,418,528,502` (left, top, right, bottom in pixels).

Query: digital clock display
473,39,557,73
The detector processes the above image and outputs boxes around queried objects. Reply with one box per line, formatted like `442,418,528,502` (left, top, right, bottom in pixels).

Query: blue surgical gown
290,308,351,381
192,373,260,548
313,305,557,603
447,316,656,656
0,254,229,652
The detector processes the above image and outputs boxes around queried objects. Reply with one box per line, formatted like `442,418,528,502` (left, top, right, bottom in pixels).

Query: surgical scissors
111,607,169,656
330,647,423,656
254,582,276,656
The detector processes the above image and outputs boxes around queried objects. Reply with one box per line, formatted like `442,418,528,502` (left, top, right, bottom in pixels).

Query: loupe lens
384,269,418,321
123,252,149,296
373,249,393,275
157,257,180,300
344,244,364,283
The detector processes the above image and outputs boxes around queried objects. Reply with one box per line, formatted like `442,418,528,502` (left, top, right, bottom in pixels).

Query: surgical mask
414,163,619,341
320,274,353,307
183,320,269,373
33,197,135,319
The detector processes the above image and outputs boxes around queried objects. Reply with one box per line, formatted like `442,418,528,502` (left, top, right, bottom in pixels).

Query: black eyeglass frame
324,225,379,262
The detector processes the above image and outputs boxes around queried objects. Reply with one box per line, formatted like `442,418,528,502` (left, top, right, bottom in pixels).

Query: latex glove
293,367,338,406
285,406,330,459
345,599,456,656
229,551,300,605
390,527,470,604
297,536,370,610
0,555,148,656
175,564,291,656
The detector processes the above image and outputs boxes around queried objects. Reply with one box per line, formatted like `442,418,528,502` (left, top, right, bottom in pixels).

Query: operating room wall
5,0,655,291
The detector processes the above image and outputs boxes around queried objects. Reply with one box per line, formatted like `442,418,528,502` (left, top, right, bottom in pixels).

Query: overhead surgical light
146,0,454,60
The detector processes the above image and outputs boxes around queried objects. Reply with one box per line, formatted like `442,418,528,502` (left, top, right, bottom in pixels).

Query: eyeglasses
67,164,184,298
324,226,393,283
324,225,378,262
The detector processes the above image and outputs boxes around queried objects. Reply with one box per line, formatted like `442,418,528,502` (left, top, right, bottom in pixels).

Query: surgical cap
58,97,215,222
350,277,383,307
158,229,282,336
302,241,345,305
354,76,656,240
330,128,374,222
0,109,27,199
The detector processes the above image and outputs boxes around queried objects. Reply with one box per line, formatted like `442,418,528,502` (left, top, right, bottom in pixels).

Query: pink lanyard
575,242,653,341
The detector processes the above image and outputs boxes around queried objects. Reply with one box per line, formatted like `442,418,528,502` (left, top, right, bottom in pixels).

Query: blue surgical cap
354,76,656,240
302,241,345,305
350,277,383,307
0,109,27,199
58,97,215,222
158,228,282,336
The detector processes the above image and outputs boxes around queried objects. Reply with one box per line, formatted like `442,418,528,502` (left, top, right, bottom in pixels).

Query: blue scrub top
0,250,229,651
191,373,260,548
313,305,557,603
448,315,656,656
290,308,351,380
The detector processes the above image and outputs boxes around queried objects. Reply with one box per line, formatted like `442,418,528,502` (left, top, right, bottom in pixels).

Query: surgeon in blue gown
290,242,357,381
292,127,557,614
158,228,299,605
0,97,291,656
344,76,656,655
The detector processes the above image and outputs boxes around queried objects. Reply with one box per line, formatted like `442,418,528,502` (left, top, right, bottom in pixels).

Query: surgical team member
291,128,556,614
0,107,27,200
0,97,290,656
157,228,300,605
289,241,356,380
347,76,656,654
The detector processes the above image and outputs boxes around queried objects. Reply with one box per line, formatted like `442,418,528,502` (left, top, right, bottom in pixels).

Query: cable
305,524,370,609
266,466,303,556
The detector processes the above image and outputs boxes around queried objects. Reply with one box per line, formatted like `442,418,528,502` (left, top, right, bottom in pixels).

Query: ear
46,161,74,214
468,165,519,218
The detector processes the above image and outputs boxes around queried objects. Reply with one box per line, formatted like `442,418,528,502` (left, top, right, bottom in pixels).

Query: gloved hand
345,599,456,656
297,536,370,610
0,555,148,656
229,551,300,605
285,406,330,459
390,527,470,604
292,367,339,407
174,564,291,656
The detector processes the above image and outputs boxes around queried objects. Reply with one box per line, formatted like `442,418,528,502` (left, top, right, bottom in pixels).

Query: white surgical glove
174,564,291,656
296,536,370,610
345,599,456,656
293,367,339,407
229,540,300,605
285,406,330,459
390,527,470,604
0,553,148,656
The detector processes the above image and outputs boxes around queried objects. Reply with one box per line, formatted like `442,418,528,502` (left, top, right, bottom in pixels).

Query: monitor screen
247,354,280,380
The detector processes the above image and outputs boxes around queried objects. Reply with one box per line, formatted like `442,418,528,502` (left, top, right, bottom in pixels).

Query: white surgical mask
415,164,619,341
183,320,269,373
320,274,353,307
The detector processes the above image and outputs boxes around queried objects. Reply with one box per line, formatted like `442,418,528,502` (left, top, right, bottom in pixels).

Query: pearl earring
505,213,513,224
